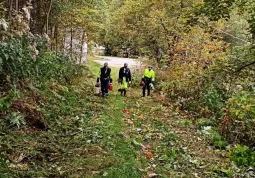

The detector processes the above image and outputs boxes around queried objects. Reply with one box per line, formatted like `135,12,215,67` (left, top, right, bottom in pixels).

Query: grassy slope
1,56,240,178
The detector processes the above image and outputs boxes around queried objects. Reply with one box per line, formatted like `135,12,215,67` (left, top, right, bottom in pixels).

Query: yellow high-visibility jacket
143,69,155,81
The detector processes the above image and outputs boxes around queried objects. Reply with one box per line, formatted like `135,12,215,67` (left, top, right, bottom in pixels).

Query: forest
1,0,255,177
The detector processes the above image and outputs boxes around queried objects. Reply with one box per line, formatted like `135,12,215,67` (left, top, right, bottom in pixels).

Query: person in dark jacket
118,63,131,96
100,62,111,96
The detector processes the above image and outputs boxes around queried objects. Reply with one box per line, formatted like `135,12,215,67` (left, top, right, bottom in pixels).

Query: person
142,66,155,97
100,62,111,97
118,63,132,96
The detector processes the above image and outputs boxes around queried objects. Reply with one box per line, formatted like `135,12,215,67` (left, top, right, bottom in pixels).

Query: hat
124,63,128,67
104,62,108,67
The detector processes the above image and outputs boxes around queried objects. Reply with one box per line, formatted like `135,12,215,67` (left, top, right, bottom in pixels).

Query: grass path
76,58,234,178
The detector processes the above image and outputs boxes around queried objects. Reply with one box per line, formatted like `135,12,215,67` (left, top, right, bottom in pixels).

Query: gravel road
95,56,143,68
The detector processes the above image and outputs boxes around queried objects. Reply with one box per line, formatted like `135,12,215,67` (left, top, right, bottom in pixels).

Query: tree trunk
38,0,42,34
46,0,53,35
159,19,173,62
55,24,58,54
9,0,13,20
236,60,255,73
16,0,18,11
62,28,66,53
50,25,54,50
70,27,73,58
180,0,184,8
80,31,87,64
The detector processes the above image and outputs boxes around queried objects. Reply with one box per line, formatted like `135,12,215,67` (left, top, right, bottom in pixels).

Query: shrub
222,91,255,145
196,118,216,127
0,37,81,88
0,38,34,85
202,81,227,114
0,37,83,129
230,144,255,167
5,111,25,128
179,120,191,127
209,130,228,149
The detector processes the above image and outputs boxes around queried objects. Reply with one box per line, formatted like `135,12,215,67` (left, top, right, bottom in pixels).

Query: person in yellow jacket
142,66,155,97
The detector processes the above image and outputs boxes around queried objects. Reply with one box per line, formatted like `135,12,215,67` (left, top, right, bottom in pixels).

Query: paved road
95,56,142,68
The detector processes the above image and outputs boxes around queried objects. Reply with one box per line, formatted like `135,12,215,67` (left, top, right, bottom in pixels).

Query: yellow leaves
8,163,28,171
214,19,226,31
138,114,144,120
154,117,159,121
25,103,39,111
242,104,254,111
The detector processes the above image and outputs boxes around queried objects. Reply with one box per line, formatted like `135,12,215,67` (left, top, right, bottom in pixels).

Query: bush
202,81,227,114
196,118,216,127
209,130,228,149
0,37,81,88
0,37,83,129
222,91,255,145
4,111,25,128
230,144,255,167
0,38,34,85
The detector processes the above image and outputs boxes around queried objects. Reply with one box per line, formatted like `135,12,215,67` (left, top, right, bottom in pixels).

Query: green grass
76,57,142,177
87,56,119,82
0,56,142,178
2,56,238,178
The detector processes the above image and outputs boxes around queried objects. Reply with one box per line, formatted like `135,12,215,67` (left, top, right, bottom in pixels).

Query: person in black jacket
118,63,131,96
100,62,111,96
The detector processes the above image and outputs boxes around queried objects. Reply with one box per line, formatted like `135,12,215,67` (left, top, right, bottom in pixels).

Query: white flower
202,126,212,135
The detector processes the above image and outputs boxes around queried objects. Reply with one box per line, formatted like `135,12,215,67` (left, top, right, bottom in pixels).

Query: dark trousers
143,78,151,97
101,78,109,95
121,89,126,96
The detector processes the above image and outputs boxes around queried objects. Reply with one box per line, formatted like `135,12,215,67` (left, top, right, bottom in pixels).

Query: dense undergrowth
99,1,255,169
156,42,255,168
0,36,84,128
0,36,89,177
1,0,255,175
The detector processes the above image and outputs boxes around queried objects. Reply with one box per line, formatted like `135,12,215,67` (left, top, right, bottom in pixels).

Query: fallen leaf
148,172,158,177
9,163,28,171
122,109,129,113
92,171,100,174
145,152,153,159
138,115,144,119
